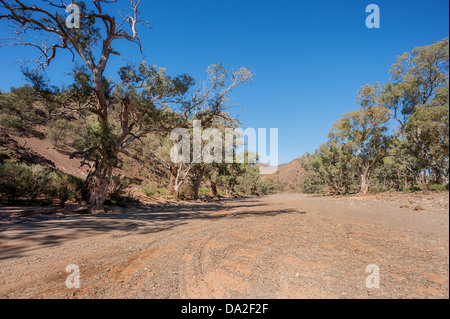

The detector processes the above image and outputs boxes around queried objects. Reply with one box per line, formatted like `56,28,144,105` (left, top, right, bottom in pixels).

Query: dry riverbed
0,192,448,299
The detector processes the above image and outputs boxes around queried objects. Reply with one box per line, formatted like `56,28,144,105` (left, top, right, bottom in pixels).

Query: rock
413,205,426,211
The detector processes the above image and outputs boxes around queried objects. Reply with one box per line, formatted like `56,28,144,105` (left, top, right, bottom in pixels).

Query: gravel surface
0,193,448,299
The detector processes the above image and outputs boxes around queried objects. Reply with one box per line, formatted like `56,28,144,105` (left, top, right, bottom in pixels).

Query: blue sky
0,0,448,164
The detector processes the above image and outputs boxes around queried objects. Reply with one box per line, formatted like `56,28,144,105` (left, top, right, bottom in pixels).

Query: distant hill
261,157,307,193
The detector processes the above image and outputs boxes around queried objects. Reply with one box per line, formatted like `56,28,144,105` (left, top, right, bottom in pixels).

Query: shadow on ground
0,197,306,260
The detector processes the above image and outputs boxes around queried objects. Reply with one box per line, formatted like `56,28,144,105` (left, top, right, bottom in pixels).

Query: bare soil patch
0,192,448,299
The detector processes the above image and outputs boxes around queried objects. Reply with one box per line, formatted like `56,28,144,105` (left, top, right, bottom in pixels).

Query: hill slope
262,157,307,193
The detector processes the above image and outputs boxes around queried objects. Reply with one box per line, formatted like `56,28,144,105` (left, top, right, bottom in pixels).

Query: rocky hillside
262,157,307,193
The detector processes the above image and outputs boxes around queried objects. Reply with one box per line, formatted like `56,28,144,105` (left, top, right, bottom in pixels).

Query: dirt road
0,193,448,299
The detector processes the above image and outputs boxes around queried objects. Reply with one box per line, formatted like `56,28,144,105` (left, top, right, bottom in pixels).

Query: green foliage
108,175,132,203
0,86,41,132
178,183,195,200
235,166,262,195
427,184,448,191
369,185,392,195
233,165,278,195
301,174,324,194
329,101,392,193
47,171,83,207
0,161,82,204
157,187,168,197
260,178,284,195
0,160,34,202
199,187,210,196
302,39,449,194
141,180,158,197
45,120,73,148
84,121,118,165
301,142,354,195
380,38,449,184
402,186,423,192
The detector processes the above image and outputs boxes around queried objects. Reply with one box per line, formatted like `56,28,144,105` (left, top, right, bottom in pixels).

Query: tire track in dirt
0,194,448,299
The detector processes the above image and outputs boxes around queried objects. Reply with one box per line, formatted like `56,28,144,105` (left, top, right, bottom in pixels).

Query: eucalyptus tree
329,104,392,193
301,142,354,195
360,39,449,184
0,1,253,206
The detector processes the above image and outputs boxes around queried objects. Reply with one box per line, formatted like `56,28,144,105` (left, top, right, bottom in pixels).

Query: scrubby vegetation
0,2,447,210
0,160,82,206
301,39,449,195
0,1,280,207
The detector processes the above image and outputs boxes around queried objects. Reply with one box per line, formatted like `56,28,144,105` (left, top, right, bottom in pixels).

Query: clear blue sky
0,0,448,164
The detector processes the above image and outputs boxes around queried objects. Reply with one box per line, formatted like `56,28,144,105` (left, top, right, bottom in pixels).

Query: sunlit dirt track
0,193,448,299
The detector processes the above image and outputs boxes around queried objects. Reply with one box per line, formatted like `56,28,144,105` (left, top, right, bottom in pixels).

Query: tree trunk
84,161,111,208
167,164,178,199
210,180,219,198
397,169,402,190
360,173,369,194
432,166,445,185
192,178,202,200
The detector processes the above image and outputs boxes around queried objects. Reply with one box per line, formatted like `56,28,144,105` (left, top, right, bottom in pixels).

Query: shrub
28,165,52,200
402,186,422,192
108,175,131,203
369,185,392,195
178,183,194,200
0,161,31,202
427,184,448,191
199,187,210,196
45,120,73,148
47,171,82,207
141,180,157,197
156,187,168,197
0,86,40,133
235,166,262,195
0,161,82,204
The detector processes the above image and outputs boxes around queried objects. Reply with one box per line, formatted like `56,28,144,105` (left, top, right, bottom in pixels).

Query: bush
369,185,392,195
235,166,263,195
108,175,131,203
28,165,52,200
427,184,448,191
402,186,423,192
199,187,210,196
178,183,194,200
0,161,82,204
47,171,83,207
141,180,157,197
45,120,73,148
0,85,40,133
157,187,168,197
260,178,284,195
0,161,32,202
